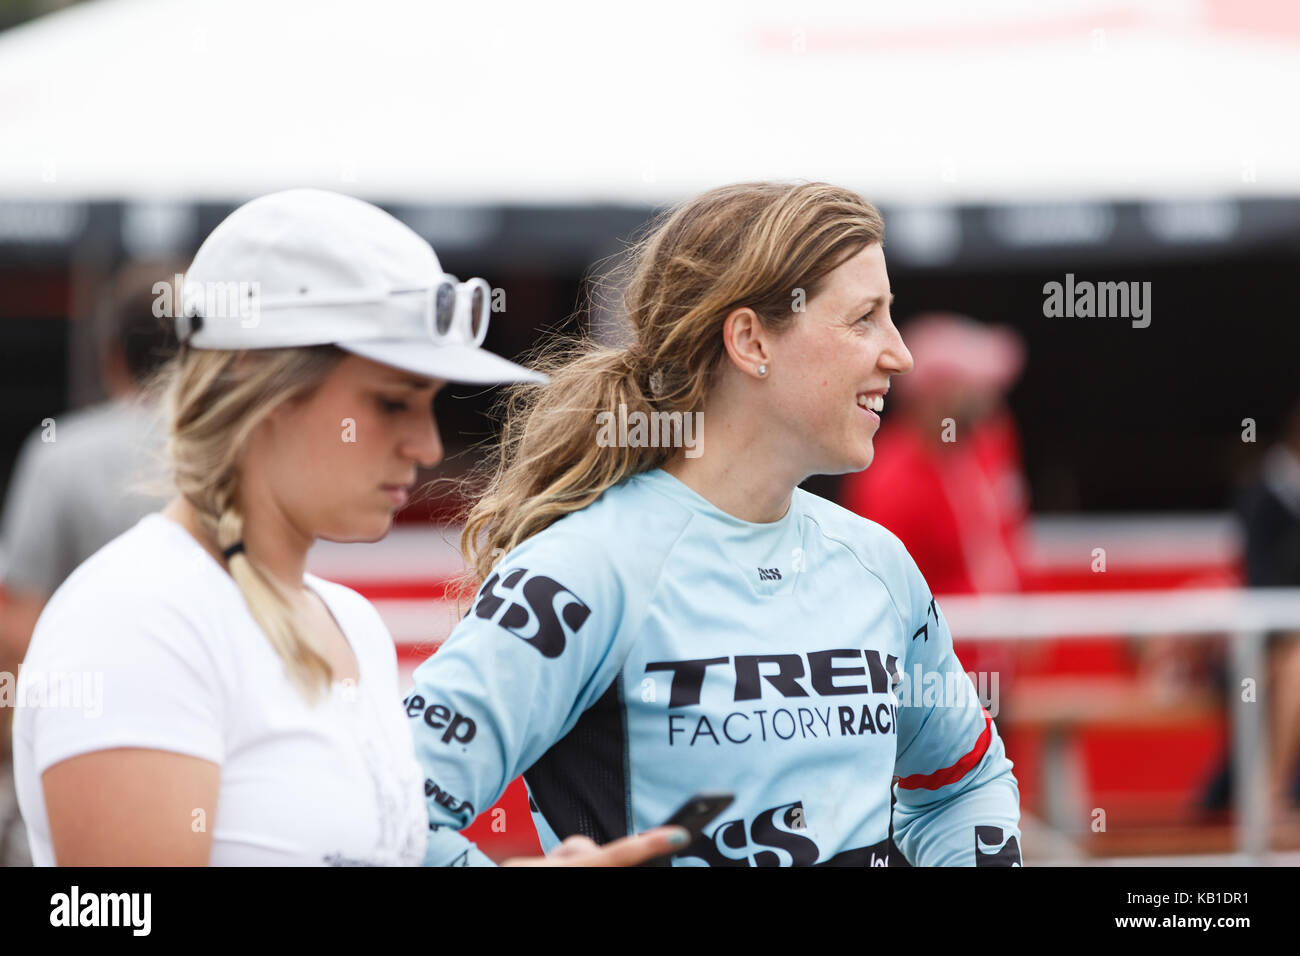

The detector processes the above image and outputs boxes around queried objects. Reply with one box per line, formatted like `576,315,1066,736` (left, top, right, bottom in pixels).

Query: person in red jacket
840,312,1028,678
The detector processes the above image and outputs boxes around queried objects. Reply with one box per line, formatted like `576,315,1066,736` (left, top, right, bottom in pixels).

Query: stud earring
757,364,768,377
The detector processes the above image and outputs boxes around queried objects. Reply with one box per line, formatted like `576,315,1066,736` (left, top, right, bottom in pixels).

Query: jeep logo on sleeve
402,694,477,746
472,567,592,658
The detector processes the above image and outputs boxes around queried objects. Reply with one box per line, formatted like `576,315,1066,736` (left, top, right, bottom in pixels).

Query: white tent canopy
1,0,1299,205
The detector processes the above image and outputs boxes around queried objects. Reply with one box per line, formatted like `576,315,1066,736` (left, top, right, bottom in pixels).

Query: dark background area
885,249,1300,511
2,201,1297,518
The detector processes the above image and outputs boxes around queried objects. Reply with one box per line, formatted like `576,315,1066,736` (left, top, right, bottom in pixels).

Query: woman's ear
722,307,771,378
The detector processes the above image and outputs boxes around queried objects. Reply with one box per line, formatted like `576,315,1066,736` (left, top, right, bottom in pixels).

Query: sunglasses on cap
398,275,491,346
178,272,493,348
263,274,490,346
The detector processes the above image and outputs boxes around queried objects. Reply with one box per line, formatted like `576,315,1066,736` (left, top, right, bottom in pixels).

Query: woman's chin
317,513,395,544
838,441,876,475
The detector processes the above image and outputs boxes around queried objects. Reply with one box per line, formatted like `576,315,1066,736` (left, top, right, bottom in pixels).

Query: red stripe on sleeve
894,706,993,791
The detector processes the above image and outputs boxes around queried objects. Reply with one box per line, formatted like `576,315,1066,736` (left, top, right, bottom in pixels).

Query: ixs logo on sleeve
472,567,592,658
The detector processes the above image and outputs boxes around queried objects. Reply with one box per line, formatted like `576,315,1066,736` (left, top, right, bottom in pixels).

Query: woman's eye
377,397,409,414
857,311,875,324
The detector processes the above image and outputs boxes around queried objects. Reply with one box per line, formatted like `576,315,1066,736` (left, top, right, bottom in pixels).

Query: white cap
180,188,547,385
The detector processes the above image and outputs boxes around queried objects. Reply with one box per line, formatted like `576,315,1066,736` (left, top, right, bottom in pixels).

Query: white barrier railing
938,588,1300,638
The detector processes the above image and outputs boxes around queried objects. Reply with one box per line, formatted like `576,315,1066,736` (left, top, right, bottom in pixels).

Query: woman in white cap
11,189,687,866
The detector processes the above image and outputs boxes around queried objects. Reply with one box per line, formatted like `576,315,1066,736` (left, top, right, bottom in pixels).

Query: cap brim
338,340,549,386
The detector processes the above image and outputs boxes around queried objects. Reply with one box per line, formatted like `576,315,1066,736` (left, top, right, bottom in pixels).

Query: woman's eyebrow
850,292,895,314
380,375,439,390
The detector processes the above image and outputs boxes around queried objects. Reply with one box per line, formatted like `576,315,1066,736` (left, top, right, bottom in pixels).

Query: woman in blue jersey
409,182,1023,866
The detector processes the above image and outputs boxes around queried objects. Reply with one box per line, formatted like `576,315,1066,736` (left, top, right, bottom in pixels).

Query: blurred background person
839,312,1029,681
1198,392,1300,822
0,260,178,865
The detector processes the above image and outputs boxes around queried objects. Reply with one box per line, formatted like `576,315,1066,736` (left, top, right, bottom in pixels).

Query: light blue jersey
407,468,1022,866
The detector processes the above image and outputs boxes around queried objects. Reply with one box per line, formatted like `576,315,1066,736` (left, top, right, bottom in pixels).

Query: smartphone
638,791,735,866
660,791,735,840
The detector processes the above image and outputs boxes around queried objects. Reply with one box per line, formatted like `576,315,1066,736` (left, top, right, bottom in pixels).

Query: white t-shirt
11,513,428,866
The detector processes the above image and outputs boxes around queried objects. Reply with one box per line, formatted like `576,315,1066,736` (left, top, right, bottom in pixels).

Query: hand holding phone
638,791,735,866
660,792,735,840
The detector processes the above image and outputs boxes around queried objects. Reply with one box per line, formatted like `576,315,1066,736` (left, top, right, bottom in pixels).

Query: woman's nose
402,411,444,469
883,321,914,374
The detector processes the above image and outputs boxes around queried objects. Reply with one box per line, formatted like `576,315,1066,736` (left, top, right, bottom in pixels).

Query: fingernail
667,828,690,847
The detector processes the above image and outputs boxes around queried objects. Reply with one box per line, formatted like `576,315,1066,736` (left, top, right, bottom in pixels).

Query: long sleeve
406,532,629,866
890,549,1023,866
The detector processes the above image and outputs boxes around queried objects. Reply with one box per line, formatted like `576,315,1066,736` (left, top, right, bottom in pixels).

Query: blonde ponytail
458,338,667,583
160,345,344,703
